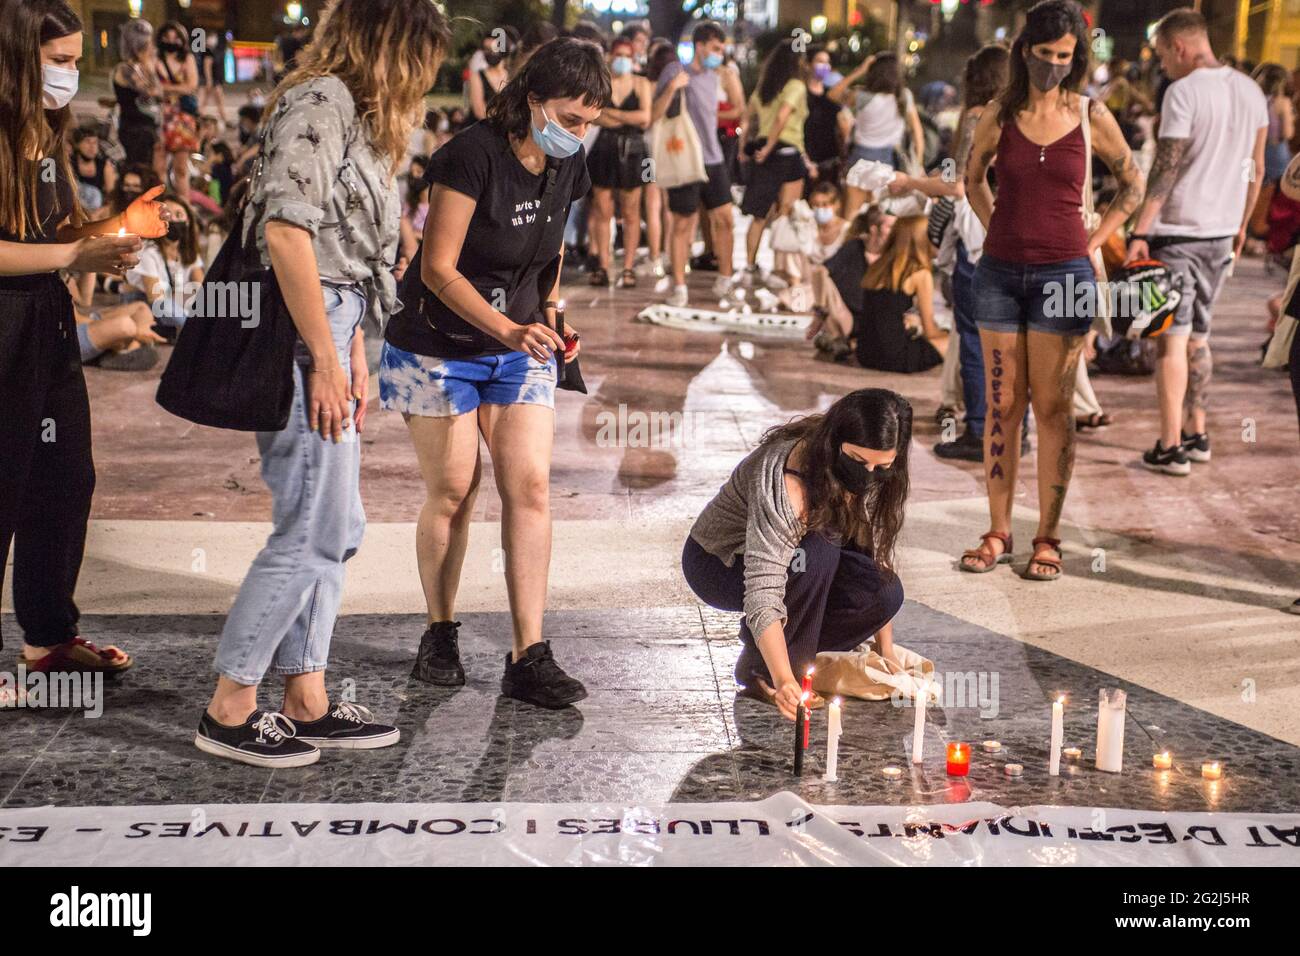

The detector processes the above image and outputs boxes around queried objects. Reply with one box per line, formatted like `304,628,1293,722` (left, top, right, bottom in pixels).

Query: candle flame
806,666,814,676
117,227,126,236
1057,695,1066,705
832,696,841,706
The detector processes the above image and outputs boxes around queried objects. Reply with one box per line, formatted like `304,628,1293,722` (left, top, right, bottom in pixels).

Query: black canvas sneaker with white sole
292,701,400,749
501,641,588,709
1180,430,1211,463
195,710,320,768
1142,439,1191,476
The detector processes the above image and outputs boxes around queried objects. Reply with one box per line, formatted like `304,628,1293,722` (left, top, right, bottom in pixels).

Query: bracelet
542,299,558,311
1128,234,1149,244
436,274,466,296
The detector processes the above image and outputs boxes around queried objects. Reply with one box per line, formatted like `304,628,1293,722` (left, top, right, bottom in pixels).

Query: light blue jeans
213,283,367,685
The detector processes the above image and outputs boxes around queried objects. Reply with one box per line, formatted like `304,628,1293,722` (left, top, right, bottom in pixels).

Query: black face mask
161,41,184,56
832,450,879,495
484,50,505,67
238,126,253,146
166,220,187,242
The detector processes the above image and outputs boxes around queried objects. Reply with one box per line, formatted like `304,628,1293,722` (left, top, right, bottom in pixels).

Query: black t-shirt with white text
384,120,590,359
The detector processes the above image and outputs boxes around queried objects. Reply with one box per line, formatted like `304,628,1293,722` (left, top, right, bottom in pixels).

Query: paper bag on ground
812,640,936,702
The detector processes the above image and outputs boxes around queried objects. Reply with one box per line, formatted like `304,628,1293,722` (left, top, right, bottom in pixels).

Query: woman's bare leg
477,401,554,660
404,410,482,622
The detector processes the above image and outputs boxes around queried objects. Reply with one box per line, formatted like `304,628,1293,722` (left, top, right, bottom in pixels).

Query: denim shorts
973,253,1096,337
378,343,556,418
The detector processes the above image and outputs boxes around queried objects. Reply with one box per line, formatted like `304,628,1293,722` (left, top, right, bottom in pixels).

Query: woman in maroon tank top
958,0,1144,581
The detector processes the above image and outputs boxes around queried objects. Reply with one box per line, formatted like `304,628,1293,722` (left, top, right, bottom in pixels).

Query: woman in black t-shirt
0,0,167,687
380,38,609,709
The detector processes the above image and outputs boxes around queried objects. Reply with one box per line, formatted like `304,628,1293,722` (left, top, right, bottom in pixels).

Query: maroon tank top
982,120,1089,264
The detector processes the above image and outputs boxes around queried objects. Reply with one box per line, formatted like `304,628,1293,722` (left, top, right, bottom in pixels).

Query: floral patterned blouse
245,75,400,324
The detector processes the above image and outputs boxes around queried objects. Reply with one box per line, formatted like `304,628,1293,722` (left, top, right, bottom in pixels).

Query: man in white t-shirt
1126,9,1268,476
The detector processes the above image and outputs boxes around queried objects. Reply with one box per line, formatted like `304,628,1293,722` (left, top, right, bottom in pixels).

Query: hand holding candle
120,185,169,239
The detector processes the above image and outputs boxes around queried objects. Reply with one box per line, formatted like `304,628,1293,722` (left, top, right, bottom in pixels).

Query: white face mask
42,64,79,109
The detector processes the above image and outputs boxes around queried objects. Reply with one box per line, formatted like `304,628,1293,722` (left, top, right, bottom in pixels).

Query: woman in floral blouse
195,0,451,769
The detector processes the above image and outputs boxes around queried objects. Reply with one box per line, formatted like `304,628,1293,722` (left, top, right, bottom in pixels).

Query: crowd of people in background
4,0,1296,753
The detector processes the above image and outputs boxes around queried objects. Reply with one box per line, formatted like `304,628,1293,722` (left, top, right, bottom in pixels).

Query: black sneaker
1180,430,1211,463
935,430,984,462
194,710,319,768
412,620,465,686
1142,439,1191,476
292,701,400,750
690,252,718,272
501,641,588,709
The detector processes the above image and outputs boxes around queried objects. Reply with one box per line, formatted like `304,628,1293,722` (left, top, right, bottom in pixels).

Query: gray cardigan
689,438,806,639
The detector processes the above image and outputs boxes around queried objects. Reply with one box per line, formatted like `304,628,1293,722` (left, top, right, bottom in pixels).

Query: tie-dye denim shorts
378,342,557,418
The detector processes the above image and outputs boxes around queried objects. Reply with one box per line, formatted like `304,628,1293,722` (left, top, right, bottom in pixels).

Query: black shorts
667,162,731,216
740,147,806,219
588,131,649,190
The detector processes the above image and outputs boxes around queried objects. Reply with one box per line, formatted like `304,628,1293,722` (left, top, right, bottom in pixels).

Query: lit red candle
801,667,814,696
946,742,970,776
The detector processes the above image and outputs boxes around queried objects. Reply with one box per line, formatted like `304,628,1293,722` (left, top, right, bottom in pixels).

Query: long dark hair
156,19,192,62
487,36,610,141
0,0,81,238
863,52,907,118
757,38,802,105
955,44,1010,167
760,389,913,570
998,0,1089,126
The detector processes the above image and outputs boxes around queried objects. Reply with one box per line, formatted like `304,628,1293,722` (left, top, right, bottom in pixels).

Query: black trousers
0,277,96,650
681,530,904,682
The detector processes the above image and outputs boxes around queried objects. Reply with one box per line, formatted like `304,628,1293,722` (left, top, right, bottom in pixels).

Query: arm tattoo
1146,137,1191,204
1103,148,1145,219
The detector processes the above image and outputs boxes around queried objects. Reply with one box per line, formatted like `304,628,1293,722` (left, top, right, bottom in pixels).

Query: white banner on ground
636,303,812,339
1,794,1296,866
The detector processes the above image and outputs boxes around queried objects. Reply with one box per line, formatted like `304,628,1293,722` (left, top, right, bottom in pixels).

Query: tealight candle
981,740,1001,753
882,765,903,780
946,742,970,776
1153,751,1173,770
1201,761,1223,781
1004,763,1023,777
1063,747,1082,762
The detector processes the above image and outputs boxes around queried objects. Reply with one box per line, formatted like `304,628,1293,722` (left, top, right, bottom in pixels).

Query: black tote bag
154,198,299,432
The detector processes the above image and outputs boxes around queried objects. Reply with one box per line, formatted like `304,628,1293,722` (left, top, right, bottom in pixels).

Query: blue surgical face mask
813,206,834,224
611,56,633,77
702,52,723,70
531,104,583,159
812,62,832,80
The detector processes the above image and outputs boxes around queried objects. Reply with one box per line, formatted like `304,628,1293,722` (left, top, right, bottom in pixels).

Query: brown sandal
959,531,1013,573
619,268,637,288
1023,536,1063,581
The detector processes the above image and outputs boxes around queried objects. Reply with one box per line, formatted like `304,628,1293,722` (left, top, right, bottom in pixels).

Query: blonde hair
263,0,450,173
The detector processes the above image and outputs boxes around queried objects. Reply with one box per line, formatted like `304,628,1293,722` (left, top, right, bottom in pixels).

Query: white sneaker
666,284,689,307
654,274,674,294
711,274,734,299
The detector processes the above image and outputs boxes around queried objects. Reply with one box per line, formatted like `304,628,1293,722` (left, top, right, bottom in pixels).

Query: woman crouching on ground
681,389,911,720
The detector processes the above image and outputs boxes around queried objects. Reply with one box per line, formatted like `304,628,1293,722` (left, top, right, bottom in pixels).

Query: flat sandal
959,531,1013,574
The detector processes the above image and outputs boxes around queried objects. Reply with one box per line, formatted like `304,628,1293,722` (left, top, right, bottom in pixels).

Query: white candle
1095,688,1127,773
882,765,903,780
1049,695,1064,776
911,681,928,764
1201,761,1222,780
1063,747,1082,762
823,697,842,782
1004,763,1023,777
981,740,1001,753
